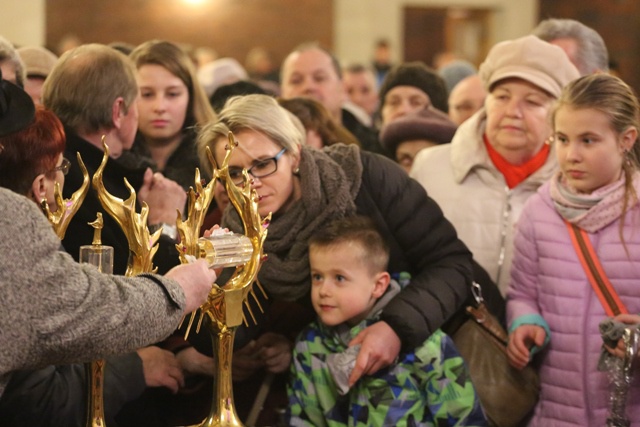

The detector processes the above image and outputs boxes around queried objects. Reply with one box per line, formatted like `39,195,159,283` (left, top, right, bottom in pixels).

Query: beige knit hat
16,46,59,78
479,35,580,98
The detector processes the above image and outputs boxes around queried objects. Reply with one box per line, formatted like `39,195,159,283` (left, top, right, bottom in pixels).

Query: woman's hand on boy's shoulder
347,321,400,386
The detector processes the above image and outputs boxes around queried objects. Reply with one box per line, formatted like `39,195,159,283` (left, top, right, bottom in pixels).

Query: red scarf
483,134,550,189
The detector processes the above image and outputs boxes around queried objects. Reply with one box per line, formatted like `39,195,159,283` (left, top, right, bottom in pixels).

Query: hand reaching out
604,313,640,360
507,325,546,370
137,346,184,394
175,346,215,377
164,260,216,313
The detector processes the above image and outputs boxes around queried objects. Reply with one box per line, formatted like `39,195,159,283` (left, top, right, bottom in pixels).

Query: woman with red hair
0,105,68,210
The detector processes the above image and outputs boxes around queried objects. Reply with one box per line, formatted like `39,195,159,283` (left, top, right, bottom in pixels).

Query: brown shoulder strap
565,220,628,316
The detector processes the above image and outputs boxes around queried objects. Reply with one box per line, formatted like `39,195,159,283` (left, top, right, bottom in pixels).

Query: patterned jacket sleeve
287,326,332,427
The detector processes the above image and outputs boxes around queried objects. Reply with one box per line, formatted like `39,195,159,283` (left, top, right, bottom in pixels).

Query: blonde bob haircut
197,94,304,177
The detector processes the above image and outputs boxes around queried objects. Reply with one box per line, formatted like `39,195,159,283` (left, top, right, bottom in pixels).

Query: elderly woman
197,93,474,422
411,35,580,294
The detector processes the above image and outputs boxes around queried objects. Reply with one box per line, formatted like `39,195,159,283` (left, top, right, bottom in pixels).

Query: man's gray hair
0,36,26,87
533,18,609,75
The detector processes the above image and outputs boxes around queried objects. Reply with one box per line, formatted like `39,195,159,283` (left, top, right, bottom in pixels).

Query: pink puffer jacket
507,180,640,427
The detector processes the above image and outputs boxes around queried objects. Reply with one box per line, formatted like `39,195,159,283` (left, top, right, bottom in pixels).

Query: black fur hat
0,67,35,138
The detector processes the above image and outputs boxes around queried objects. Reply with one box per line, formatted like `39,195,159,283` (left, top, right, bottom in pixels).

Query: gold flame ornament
85,136,165,426
176,166,216,265
179,132,270,427
92,137,162,276
40,151,90,239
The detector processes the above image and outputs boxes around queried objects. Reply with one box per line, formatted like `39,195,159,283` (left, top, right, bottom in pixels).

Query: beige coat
410,109,557,294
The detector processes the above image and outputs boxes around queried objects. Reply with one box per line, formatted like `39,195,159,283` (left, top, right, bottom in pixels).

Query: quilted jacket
507,179,640,427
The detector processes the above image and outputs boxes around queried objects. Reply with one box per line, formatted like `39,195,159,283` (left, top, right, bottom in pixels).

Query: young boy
287,216,487,426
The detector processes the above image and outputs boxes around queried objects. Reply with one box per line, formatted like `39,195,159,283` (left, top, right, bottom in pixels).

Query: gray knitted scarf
222,144,363,301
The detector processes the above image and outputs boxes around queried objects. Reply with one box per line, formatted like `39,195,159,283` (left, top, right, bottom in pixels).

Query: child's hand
507,325,546,370
605,313,640,360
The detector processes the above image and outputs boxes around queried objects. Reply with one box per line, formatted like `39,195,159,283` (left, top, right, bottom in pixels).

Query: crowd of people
1,16,640,427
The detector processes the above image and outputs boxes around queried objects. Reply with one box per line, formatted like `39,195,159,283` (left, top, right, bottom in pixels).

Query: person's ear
111,97,126,130
29,173,47,204
291,144,302,173
371,271,391,299
620,126,638,153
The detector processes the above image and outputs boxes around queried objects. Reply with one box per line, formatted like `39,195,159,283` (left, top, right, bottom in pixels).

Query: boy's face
309,242,388,327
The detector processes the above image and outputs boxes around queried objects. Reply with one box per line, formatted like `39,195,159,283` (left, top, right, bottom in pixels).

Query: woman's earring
545,135,554,145
293,167,300,176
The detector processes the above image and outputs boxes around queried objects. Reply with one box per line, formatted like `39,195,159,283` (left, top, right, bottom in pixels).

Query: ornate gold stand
84,359,107,427
196,288,245,427
80,213,114,427
81,138,163,426
178,134,270,427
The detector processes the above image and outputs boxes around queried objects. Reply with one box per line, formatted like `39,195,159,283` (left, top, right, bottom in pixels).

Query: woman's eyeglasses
49,158,71,176
227,148,286,185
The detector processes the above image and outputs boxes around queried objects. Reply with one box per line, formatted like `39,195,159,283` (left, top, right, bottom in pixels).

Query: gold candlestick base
187,287,246,427
84,360,106,427
187,321,243,427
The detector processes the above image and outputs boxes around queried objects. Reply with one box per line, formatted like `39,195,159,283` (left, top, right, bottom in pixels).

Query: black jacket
353,150,473,348
341,108,390,158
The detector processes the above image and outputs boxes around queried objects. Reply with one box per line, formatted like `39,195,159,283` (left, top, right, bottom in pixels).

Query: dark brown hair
278,97,360,147
309,216,389,275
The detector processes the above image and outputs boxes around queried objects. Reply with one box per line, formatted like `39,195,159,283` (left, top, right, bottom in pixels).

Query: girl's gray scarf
222,144,363,301
550,170,640,233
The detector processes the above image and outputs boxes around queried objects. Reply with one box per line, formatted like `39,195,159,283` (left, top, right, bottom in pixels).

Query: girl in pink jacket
506,73,640,426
